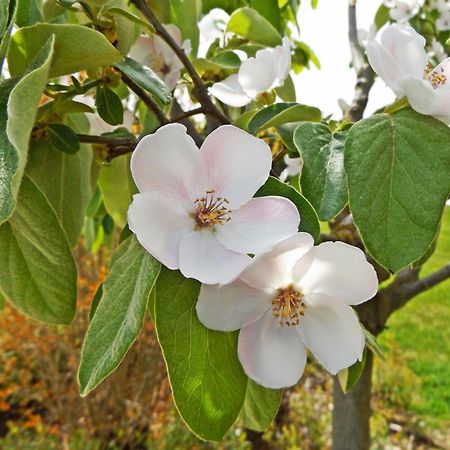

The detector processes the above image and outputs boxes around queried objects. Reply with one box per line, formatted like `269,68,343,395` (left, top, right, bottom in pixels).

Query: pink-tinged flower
209,37,291,107
127,124,300,284
128,25,191,90
384,0,422,22
437,10,450,31
367,24,450,122
197,233,378,388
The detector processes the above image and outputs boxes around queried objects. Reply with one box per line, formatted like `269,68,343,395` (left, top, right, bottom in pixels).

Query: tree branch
129,0,230,125
347,0,375,121
171,106,205,122
119,70,169,125
77,134,137,161
383,264,450,317
170,100,204,146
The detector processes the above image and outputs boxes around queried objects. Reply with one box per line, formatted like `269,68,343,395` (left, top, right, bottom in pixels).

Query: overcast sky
294,0,394,118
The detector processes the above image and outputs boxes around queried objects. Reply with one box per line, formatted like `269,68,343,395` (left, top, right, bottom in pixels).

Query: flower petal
130,123,201,204
128,36,156,66
238,48,278,96
298,293,365,375
128,192,194,270
293,241,378,305
209,74,252,107
240,233,314,290
238,310,307,389
216,196,300,254
178,230,251,284
196,280,273,331
379,24,427,80
199,125,272,208
274,37,292,86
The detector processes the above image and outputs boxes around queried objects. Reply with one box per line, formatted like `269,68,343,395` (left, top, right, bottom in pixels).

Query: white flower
209,37,291,107
280,156,302,181
197,233,378,388
128,25,191,91
198,8,230,58
127,124,300,285
367,24,450,122
431,38,447,62
384,0,422,22
430,0,450,13
436,10,450,30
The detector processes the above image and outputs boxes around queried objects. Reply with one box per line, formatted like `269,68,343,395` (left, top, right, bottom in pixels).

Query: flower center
272,286,306,327
151,55,171,75
425,63,447,88
193,190,231,228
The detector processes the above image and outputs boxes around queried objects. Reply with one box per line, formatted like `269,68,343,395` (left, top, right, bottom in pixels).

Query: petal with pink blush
130,123,201,204
298,293,365,375
238,310,307,389
240,233,314,290
209,74,252,107
216,196,300,254
293,241,378,305
178,229,251,284
128,192,194,270
196,280,273,331
199,125,272,208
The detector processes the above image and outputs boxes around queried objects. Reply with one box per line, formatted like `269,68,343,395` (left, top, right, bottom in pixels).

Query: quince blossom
367,24,450,122
209,37,291,107
197,233,378,388
198,8,230,58
128,25,190,91
127,124,300,285
384,0,422,22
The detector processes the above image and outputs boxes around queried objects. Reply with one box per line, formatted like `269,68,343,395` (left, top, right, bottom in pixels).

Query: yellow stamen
192,190,231,228
272,286,306,327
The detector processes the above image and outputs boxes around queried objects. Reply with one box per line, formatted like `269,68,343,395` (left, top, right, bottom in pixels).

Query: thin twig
130,0,230,125
171,106,205,122
119,70,169,125
77,134,137,161
347,0,375,121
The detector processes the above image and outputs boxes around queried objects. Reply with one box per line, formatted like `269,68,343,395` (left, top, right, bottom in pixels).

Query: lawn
379,207,450,428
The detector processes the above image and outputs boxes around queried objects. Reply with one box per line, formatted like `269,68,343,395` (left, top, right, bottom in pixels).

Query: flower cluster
128,124,378,388
367,24,450,122
384,0,423,23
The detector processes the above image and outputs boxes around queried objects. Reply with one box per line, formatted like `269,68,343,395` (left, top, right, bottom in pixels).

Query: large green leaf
0,175,77,324
78,236,160,395
250,0,281,31
26,137,92,248
240,380,282,431
114,57,171,105
248,102,321,134
8,23,122,77
15,0,42,27
154,268,248,441
345,108,450,272
294,122,347,221
98,154,137,228
227,7,281,47
255,176,320,241
0,0,17,72
169,0,199,55
0,35,54,225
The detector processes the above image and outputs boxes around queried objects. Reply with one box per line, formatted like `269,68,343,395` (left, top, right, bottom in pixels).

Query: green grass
379,208,450,426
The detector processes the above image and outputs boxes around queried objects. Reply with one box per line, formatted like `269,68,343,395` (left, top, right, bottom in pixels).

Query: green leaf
96,84,124,126
114,57,171,105
374,4,390,30
8,23,122,77
78,236,160,395
240,380,282,431
154,267,248,441
337,349,366,394
98,154,137,228
89,283,103,321
248,103,321,134
0,175,77,324
16,0,42,27
0,35,54,225
105,6,155,34
26,135,92,248
250,0,281,31
255,176,320,241
276,122,300,156
47,123,80,154
227,7,282,46
294,123,347,221
345,108,450,272
274,75,296,102
0,0,17,72
169,0,199,55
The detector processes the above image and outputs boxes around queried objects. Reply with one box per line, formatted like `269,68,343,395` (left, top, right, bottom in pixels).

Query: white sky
293,0,394,118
